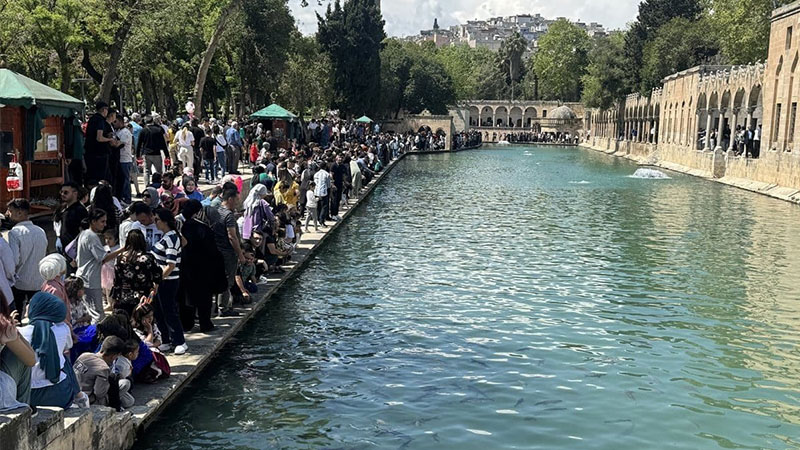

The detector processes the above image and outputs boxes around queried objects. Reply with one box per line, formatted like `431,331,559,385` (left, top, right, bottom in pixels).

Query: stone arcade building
584,1,800,199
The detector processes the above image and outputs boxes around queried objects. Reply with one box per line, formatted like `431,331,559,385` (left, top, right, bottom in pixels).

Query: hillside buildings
413,15,607,50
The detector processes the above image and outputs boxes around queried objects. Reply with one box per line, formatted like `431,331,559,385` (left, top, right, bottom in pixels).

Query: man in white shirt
121,203,163,250
115,117,134,204
5,199,47,318
313,163,331,226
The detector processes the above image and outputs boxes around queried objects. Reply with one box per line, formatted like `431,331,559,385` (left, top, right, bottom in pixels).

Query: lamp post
72,78,92,110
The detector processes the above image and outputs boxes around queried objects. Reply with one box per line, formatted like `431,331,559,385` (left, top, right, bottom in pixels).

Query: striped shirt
151,231,181,281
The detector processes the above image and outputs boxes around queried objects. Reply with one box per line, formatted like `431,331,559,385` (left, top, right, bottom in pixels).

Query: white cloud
290,0,640,37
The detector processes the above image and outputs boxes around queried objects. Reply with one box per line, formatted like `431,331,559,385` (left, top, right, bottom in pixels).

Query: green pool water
136,147,800,449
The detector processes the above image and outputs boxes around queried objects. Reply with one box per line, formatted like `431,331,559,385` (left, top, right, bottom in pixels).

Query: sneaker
174,344,189,355
220,309,240,317
158,343,172,352
74,392,90,409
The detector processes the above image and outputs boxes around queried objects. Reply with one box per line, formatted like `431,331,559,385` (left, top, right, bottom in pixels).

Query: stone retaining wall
580,139,800,204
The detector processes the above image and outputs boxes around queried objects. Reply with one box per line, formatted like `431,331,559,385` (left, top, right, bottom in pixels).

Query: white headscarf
38,254,67,282
243,184,268,215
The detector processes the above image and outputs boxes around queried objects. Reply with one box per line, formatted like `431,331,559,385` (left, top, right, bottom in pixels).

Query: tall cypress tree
622,0,702,93
317,0,385,117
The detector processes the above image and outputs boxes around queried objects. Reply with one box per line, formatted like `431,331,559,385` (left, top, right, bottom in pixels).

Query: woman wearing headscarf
241,184,274,244
39,254,71,325
179,200,226,333
18,292,80,408
142,186,160,209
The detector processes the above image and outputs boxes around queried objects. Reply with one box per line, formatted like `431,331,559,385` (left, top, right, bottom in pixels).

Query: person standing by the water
6,199,47,319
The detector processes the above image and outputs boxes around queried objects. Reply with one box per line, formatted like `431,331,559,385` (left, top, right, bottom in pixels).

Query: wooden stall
249,103,299,150
0,68,84,215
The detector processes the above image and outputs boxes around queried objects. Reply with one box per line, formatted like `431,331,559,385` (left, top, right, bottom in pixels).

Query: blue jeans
119,162,132,203
204,159,215,181
154,279,185,346
216,151,226,178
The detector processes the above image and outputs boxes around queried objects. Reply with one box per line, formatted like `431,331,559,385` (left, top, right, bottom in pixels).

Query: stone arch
495,106,508,126
480,106,493,126
468,106,480,127
523,107,537,127
746,85,763,136
509,107,523,128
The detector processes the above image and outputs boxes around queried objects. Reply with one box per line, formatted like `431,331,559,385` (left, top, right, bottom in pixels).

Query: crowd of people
0,102,403,415
695,124,762,158
487,130,579,144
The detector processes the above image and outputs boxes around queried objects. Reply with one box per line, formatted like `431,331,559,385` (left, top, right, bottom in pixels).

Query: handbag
64,235,79,261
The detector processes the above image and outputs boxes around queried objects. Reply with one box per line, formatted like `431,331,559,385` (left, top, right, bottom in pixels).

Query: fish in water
514,398,525,408
535,399,562,406
470,358,489,368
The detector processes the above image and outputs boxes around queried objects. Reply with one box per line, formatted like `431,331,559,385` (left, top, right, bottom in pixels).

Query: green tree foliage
533,19,590,102
317,0,385,117
581,33,627,109
434,44,497,100
623,0,702,92
277,33,332,118
640,17,720,92
707,0,794,64
379,39,455,116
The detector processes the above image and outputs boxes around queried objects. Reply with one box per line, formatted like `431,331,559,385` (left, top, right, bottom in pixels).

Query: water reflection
137,147,800,449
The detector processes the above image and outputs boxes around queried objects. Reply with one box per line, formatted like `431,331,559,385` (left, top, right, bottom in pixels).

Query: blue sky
290,0,642,37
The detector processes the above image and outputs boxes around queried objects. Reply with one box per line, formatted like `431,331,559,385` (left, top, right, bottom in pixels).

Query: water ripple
137,147,800,450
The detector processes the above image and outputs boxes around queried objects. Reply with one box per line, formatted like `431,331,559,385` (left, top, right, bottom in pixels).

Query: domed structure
550,105,577,120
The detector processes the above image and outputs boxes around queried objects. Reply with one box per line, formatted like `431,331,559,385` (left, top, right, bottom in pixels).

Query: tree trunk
57,50,71,93
194,0,240,118
95,3,141,103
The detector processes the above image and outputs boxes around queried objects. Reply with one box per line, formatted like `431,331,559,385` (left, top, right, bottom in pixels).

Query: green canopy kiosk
355,115,373,123
250,103,299,149
0,68,85,214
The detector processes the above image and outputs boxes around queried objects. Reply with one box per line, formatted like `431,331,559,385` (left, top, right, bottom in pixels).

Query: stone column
692,111,700,149
704,110,713,150
716,108,726,151
746,108,753,132
728,110,738,152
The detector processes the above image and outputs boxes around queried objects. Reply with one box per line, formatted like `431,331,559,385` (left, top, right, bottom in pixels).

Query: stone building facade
584,1,800,198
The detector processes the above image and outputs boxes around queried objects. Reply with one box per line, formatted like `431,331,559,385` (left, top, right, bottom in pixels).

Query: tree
194,0,241,118
581,33,628,109
22,0,87,92
498,31,528,100
623,0,702,92
435,44,498,100
277,33,332,119
401,45,455,114
378,39,455,116
707,0,794,64
379,39,413,117
640,17,720,92
533,19,590,102
317,0,385,117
